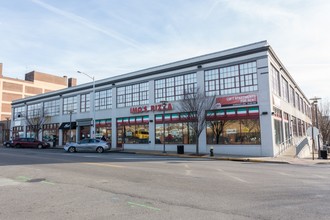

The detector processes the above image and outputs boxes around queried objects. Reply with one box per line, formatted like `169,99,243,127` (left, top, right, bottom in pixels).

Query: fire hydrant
210,146,214,157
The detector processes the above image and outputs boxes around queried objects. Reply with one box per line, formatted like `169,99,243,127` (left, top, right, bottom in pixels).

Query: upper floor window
295,93,300,111
271,65,281,96
63,96,77,114
117,82,149,108
44,99,60,116
289,86,295,106
205,61,257,96
80,93,90,113
281,77,289,102
95,89,112,110
14,106,25,119
155,73,196,103
27,103,41,118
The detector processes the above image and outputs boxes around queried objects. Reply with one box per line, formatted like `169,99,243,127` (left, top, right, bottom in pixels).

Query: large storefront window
292,116,297,137
155,112,196,144
284,112,290,142
26,125,38,138
42,123,59,145
12,126,24,138
117,116,149,147
206,107,261,145
273,107,283,145
96,119,112,144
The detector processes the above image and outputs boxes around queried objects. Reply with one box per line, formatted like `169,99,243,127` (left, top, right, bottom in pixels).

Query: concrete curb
120,150,291,164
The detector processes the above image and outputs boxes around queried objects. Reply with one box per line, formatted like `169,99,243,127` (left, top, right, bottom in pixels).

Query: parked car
64,138,111,153
12,138,50,149
3,140,13,148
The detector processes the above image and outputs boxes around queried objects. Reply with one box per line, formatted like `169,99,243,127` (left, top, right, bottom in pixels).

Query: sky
0,0,329,101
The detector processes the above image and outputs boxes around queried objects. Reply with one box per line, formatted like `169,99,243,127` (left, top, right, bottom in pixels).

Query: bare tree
209,120,227,144
25,109,51,140
179,87,215,155
318,100,330,145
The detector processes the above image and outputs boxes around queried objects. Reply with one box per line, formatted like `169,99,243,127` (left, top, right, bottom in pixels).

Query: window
154,112,196,144
27,103,41,118
273,107,283,145
281,77,289,102
155,73,197,103
206,107,260,145
271,65,281,96
295,93,300,111
80,93,90,113
289,86,295,106
14,106,25,119
117,116,149,144
95,89,112,110
117,82,149,108
292,116,297,137
204,61,258,96
44,100,60,116
63,96,77,114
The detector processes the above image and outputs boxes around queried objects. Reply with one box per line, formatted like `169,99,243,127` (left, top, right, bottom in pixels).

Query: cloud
31,0,142,49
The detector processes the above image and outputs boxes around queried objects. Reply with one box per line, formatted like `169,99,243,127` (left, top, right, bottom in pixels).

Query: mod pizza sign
130,103,173,114
216,94,257,107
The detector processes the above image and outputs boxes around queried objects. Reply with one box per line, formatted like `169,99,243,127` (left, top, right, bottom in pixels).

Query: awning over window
59,122,77,130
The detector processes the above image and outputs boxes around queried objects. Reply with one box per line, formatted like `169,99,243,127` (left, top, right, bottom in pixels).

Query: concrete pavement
111,148,330,165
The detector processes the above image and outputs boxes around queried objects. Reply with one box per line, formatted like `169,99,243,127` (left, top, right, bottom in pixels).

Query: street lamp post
5,117,9,140
77,71,96,138
310,97,321,158
69,110,73,142
160,100,168,153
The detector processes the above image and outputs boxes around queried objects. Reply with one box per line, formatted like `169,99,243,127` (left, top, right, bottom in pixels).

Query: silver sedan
64,138,111,153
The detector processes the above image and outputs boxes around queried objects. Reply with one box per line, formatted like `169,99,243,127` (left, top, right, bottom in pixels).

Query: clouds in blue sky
0,0,329,99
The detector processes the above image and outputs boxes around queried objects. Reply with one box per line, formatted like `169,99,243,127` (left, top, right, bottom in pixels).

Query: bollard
210,146,214,157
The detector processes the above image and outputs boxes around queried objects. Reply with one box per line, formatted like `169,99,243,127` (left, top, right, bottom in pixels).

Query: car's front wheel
5,143,11,148
68,147,76,153
37,144,43,149
96,147,104,153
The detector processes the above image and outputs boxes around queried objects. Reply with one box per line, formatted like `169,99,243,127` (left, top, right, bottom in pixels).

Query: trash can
177,145,184,154
320,150,328,159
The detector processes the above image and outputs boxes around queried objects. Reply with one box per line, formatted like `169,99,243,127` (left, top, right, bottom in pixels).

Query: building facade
10,41,312,156
0,64,76,142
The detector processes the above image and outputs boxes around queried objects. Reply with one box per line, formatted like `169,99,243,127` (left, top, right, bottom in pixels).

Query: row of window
273,107,309,145
271,65,311,117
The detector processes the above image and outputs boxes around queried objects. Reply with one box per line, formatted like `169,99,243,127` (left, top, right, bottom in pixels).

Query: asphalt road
1,147,330,220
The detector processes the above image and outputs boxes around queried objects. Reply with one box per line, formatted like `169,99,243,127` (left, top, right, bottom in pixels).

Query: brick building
0,63,76,142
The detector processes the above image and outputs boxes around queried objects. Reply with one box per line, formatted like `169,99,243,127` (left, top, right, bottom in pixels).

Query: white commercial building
10,41,312,157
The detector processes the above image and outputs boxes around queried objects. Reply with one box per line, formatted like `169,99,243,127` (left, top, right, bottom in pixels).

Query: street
1,147,330,220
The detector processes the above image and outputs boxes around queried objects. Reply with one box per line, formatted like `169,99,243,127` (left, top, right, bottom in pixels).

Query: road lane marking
217,169,249,183
128,202,161,211
277,172,293,177
83,162,125,168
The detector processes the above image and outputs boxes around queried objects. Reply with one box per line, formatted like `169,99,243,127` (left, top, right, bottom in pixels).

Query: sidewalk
3,144,329,165
111,148,330,165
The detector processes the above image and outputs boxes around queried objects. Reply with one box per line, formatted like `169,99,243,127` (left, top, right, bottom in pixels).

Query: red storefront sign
130,103,173,114
216,94,257,107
